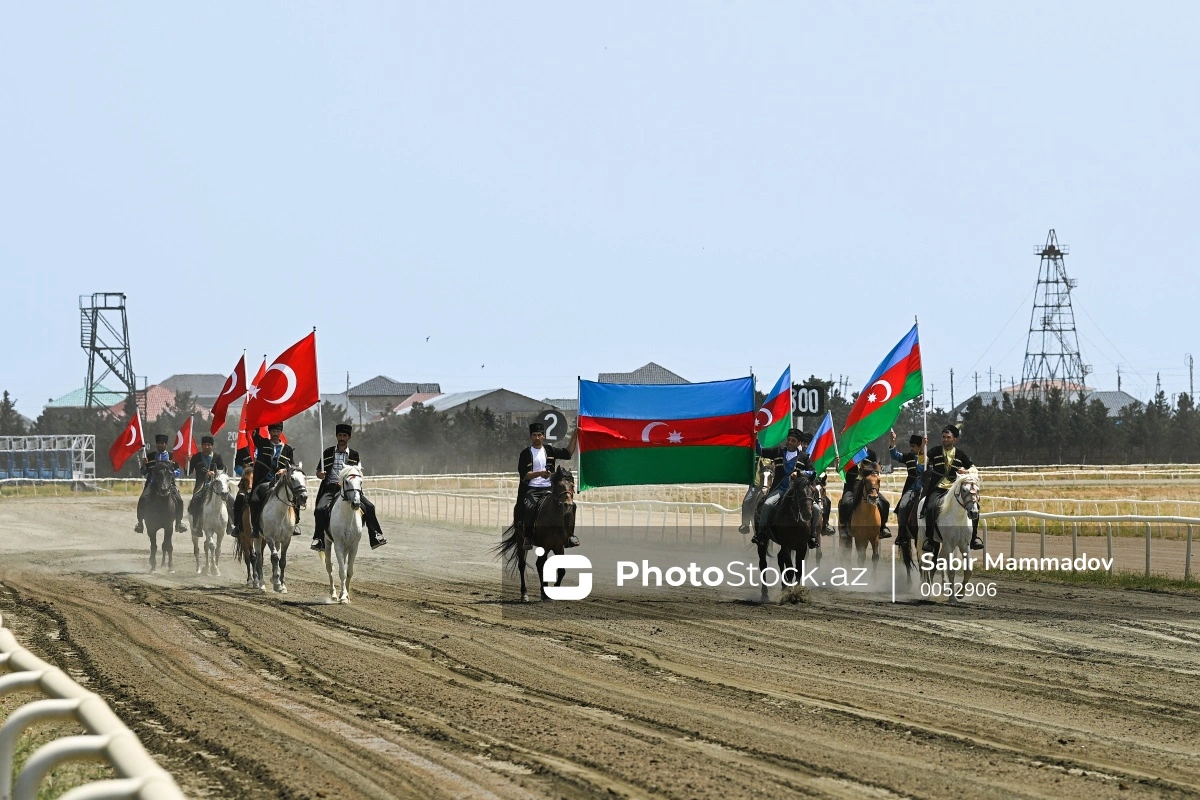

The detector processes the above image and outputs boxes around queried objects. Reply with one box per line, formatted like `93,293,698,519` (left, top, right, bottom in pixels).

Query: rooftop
158,374,228,399
347,375,441,397
47,384,128,409
954,388,1140,419
597,362,689,385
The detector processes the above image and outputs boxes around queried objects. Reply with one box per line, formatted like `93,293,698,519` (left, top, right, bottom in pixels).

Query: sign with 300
791,384,827,416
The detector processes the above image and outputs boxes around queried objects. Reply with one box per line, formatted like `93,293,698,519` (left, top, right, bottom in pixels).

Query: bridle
150,461,173,496
954,474,981,521
552,469,575,512
272,468,306,507
340,467,364,509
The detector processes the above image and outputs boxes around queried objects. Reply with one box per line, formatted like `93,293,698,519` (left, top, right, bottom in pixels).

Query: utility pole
929,384,937,411
1117,365,1122,392
1187,354,1194,400
973,372,979,394
988,367,994,392
950,369,955,409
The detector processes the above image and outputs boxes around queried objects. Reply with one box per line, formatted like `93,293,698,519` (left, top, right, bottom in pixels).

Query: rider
753,428,818,548
918,424,981,551
516,421,579,547
837,449,891,540
186,435,231,531
311,423,388,552
739,454,776,534
231,443,253,537
888,432,926,547
134,434,187,533
248,422,301,538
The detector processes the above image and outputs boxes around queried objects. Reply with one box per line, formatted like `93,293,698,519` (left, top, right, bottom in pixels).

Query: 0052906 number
920,581,997,598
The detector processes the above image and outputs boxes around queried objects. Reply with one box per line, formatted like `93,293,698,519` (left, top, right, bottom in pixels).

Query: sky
3,2,1198,419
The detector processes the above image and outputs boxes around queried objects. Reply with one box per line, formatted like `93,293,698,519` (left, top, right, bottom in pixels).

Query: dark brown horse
752,474,819,602
141,461,179,573
234,471,256,587
496,467,576,602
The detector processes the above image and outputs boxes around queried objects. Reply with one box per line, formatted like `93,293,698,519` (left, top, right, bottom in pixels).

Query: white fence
0,615,185,800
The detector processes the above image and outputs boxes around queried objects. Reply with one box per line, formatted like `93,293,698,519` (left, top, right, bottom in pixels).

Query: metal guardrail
0,615,185,800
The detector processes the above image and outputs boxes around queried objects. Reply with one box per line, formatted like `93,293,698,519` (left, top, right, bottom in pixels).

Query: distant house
952,388,1140,420
394,389,557,424
597,362,689,384
347,376,441,424
46,384,127,410
159,374,229,409
391,392,444,414
542,397,578,413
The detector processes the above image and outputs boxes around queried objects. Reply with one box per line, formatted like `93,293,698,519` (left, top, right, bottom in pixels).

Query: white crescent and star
125,426,138,446
220,373,241,397
640,421,684,444
174,432,184,451
263,364,297,404
870,379,893,403
756,408,773,430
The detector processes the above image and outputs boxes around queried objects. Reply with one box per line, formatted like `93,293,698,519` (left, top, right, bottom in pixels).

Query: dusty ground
2,496,1199,799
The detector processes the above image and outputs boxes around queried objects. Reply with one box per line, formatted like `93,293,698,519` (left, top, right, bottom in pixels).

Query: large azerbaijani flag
755,367,791,448
838,323,923,469
807,411,837,474
578,377,757,490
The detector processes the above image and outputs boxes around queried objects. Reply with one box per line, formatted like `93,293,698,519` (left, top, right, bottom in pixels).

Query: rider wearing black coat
918,425,981,551
310,423,387,552
248,423,300,536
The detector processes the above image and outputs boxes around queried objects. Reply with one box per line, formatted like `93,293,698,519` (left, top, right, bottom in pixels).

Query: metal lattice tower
80,293,137,410
1019,230,1091,395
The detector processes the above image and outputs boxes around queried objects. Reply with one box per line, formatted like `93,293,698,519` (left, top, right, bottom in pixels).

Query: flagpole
917,315,927,462
575,375,581,491
314,327,324,472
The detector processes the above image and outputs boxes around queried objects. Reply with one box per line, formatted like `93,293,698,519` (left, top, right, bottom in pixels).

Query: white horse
192,471,231,577
916,467,982,604
254,467,308,593
324,464,365,604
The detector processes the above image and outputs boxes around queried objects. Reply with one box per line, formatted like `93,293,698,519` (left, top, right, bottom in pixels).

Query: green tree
0,391,26,435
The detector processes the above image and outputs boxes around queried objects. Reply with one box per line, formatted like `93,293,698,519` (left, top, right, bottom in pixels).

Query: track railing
0,615,185,800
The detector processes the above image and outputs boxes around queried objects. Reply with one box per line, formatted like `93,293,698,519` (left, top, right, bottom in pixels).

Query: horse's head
211,470,231,500
278,467,308,509
238,470,253,493
857,468,882,505
552,466,575,513
339,464,365,509
149,461,175,496
954,467,981,522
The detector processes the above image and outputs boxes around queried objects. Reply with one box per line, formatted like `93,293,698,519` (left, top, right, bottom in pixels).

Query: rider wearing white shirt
515,421,579,546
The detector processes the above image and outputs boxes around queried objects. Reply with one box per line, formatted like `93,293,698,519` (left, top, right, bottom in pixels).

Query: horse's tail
899,532,915,575
493,523,523,570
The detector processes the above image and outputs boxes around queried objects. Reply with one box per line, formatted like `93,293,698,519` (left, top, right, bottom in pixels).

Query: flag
843,446,869,474
755,367,791,448
210,354,247,435
171,416,197,469
838,323,923,465
242,332,320,430
108,409,144,472
578,377,756,490
237,359,267,460
807,411,837,473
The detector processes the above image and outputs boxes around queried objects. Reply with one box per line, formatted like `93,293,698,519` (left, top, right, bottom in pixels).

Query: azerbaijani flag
838,324,923,467
807,411,837,474
578,377,756,490
756,367,791,448
843,446,869,474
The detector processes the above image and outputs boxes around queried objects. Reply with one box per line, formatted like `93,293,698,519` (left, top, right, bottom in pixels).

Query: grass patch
1,691,116,799
979,567,1200,595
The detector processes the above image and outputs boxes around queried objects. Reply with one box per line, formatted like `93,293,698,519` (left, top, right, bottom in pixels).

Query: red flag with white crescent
237,360,268,459
108,409,145,472
172,416,197,469
209,354,247,435
242,332,320,430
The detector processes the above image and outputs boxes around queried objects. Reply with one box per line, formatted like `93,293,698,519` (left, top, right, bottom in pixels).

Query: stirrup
970,536,984,551
370,536,387,550
310,539,324,551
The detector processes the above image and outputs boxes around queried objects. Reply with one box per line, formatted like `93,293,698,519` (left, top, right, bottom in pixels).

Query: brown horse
843,469,883,572
496,467,576,602
233,471,256,587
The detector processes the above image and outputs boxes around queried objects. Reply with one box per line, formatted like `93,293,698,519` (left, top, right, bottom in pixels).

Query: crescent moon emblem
263,364,298,404
756,408,773,429
871,379,893,402
125,426,137,446
219,372,240,397
174,431,184,451
641,421,667,442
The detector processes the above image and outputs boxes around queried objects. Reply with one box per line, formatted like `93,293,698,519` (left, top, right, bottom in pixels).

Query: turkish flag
242,332,320,430
237,360,268,459
109,409,145,472
209,354,247,435
172,416,198,469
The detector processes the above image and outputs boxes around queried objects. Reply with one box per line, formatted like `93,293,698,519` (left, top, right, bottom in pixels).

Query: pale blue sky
3,2,1197,418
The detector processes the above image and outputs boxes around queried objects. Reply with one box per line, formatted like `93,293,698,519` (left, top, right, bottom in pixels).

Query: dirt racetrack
2,496,1199,799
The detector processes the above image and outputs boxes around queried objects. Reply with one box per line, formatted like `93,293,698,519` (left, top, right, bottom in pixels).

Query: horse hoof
196,567,203,575
168,569,176,575
339,596,349,605
278,585,287,594
520,594,529,603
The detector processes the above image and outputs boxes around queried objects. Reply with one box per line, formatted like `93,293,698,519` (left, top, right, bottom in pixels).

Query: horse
496,466,576,602
323,464,365,604
253,467,308,593
895,482,923,583
141,461,179,574
191,471,231,577
916,468,982,604
752,474,819,602
233,471,257,587
842,469,883,574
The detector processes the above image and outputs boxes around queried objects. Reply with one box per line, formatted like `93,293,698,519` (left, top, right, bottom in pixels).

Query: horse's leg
256,538,267,591
213,524,223,577
164,528,175,573
516,540,529,603
192,527,202,574
757,538,770,603
325,529,337,602
342,529,357,604
148,531,157,573
536,550,550,600
278,537,289,594
778,543,793,601
961,546,973,603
